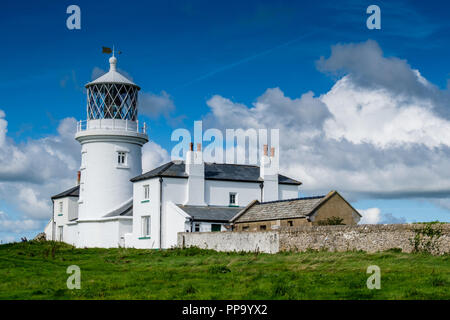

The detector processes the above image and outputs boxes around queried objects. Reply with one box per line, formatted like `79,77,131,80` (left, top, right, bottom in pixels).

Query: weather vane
102,46,122,56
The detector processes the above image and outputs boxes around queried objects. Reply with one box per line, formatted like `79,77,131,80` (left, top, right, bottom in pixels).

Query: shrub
317,216,345,226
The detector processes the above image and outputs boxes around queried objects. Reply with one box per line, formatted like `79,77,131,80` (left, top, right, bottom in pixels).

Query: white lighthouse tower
74,54,148,247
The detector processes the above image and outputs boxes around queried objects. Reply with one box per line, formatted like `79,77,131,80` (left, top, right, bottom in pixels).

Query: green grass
0,241,448,300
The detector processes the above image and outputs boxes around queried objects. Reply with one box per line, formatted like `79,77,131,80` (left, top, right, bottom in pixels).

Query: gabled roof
131,161,302,185
231,191,361,223
51,185,79,200
176,205,243,222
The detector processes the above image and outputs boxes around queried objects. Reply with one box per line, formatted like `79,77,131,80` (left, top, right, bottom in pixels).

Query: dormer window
229,192,237,206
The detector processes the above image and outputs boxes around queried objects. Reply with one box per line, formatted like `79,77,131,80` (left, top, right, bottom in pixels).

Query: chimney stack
260,144,279,202
185,141,205,206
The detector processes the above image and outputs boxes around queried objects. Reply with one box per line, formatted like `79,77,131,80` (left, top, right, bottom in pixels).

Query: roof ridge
259,195,325,205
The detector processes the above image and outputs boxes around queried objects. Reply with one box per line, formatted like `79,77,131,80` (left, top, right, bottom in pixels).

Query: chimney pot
77,171,81,185
270,147,275,157
197,143,202,151
263,144,268,156
189,142,193,151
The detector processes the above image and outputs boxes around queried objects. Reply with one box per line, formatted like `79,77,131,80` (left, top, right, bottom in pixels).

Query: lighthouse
74,54,148,247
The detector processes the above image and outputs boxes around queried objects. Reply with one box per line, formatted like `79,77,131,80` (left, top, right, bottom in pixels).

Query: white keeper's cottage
44,55,302,248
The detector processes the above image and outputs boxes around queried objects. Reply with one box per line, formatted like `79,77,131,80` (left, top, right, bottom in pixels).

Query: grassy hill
0,241,448,299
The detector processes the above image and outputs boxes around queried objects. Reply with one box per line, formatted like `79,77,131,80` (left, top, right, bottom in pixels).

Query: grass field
0,241,448,300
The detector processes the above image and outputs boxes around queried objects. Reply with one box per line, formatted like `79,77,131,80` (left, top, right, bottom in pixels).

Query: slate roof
231,196,326,223
231,191,362,223
51,185,79,200
131,161,301,185
103,199,133,218
176,205,243,222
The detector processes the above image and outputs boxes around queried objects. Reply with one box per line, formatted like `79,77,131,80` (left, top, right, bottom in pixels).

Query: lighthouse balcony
76,119,147,134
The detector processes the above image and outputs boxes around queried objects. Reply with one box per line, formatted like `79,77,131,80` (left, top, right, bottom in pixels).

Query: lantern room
85,56,140,121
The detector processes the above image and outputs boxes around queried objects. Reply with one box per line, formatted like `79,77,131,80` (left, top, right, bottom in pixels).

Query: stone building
231,191,361,231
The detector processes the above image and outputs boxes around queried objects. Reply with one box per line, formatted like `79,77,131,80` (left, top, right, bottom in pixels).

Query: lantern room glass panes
87,83,138,120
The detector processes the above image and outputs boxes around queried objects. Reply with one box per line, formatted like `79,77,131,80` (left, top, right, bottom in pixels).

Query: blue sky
0,0,449,242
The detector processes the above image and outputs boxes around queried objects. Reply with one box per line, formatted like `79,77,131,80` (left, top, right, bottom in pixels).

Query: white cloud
201,40,450,212
142,141,170,172
358,208,381,224
140,91,176,120
0,211,41,233
322,76,450,149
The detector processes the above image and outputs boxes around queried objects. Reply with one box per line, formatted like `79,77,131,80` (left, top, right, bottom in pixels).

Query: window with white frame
59,201,63,214
143,185,150,200
141,216,151,237
58,226,63,241
117,151,126,165
229,192,237,206
194,223,200,232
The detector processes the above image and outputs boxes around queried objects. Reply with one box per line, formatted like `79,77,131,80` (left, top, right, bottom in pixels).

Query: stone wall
177,224,450,255
177,231,279,254
279,224,450,255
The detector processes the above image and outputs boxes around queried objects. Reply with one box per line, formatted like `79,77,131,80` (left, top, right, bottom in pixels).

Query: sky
0,0,449,242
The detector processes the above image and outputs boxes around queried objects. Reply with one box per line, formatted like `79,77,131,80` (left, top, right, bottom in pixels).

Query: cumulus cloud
201,40,450,214
0,211,41,233
0,111,80,224
358,208,407,224
142,141,171,172
358,208,381,224
140,91,177,120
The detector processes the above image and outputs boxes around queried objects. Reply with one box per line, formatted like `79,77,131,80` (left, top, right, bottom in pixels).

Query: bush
317,216,345,226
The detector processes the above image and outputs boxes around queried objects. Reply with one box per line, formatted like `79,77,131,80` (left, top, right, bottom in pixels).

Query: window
59,202,63,214
211,224,221,232
194,223,200,232
288,220,293,227
259,225,267,231
242,226,249,231
229,192,237,206
58,226,63,241
117,151,126,165
81,152,87,168
143,185,150,200
141,216,151,237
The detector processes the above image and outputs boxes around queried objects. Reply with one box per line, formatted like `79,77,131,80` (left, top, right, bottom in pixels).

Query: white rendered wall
45,196,78,241
76,218,131,248
76,133,145,220
278,184,299,200
205,180,261,206
164,202,191,249
127,177,161,249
